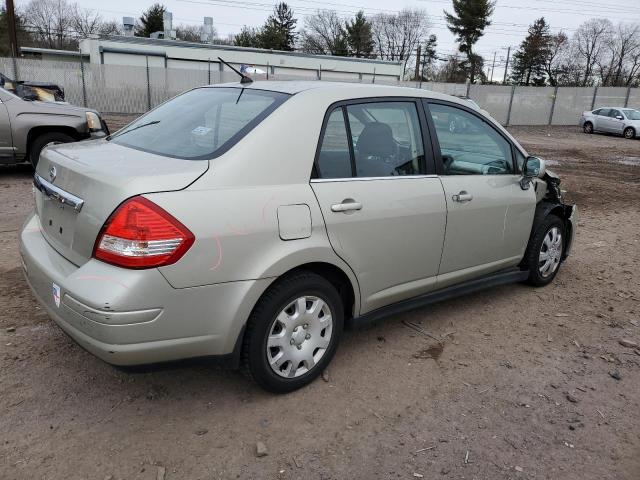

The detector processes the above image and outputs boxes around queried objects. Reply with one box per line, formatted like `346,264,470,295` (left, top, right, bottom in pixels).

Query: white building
78,36,403,82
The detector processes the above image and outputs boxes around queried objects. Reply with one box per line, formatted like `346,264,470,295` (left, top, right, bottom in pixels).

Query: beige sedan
20,81,577,392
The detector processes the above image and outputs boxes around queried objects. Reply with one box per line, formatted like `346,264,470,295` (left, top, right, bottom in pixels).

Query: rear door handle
331,201,363,212
452,191,473,203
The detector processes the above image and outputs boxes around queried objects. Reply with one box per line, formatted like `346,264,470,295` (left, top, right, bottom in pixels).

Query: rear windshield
110,87,289,159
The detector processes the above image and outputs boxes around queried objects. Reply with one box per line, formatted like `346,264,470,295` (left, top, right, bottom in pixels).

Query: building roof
94,35,403,67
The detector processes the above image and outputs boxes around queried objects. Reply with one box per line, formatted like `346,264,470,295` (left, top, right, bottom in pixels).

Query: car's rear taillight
93,196,194,269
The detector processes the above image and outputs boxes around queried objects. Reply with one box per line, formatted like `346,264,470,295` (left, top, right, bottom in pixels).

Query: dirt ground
1,124,639,480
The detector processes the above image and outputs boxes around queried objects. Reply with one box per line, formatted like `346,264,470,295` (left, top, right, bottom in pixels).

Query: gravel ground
1,124,639,480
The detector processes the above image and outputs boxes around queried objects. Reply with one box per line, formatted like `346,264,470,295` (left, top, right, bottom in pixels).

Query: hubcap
538,226,563,278
625,129,633,139
266,296,333,378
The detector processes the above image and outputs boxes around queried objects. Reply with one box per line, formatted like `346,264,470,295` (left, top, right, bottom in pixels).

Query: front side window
110,87,289,159
428,103,514,175
608,109,622,119
315,101,425,179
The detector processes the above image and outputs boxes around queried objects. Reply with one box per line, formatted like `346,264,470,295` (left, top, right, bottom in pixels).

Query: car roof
206,80,473,106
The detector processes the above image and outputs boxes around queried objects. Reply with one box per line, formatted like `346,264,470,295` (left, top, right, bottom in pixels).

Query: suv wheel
242,271,344,393
30,132,74,169
623,127,635,139
524,215,565,287
583,122,593,134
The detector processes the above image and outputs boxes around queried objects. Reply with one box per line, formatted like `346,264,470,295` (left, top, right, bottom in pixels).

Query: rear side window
316,101,425,179
110,87,288,159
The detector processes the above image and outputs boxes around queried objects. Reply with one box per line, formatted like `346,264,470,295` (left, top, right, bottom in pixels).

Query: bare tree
609,23,640,86
71,5,103,38
23,0,76,49
544,31,569,86
371,8,431,68
573,19,613,86
300,10,348,56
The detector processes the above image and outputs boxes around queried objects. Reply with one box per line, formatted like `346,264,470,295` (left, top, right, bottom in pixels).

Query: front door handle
452,191,473,203
331,201,363,212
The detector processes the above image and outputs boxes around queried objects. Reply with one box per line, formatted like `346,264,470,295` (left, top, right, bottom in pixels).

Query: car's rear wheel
583,122,593,134
524,215,565,287
30,132,74,169
623,127,635,139
242,271,343,393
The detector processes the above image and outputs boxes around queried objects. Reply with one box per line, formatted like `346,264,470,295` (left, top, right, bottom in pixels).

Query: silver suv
20,82,577,392
0,87,108,167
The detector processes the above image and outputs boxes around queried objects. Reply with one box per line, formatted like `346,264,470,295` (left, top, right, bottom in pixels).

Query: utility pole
503,46,511,84
5,0,20,79
490,51,496,83
414,44,421,82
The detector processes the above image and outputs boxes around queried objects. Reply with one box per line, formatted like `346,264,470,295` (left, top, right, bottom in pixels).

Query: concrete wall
1,56,638,124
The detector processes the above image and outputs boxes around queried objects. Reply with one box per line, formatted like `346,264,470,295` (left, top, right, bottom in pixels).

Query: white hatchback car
21,81,577,392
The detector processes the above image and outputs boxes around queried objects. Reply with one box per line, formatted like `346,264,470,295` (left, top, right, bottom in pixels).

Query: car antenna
217,57,253,84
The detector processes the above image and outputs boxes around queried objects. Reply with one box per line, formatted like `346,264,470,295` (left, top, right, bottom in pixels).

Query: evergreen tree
136,4,166,38
511,17,552,85
444,0,495,83
345,11,374,58
234,26,261,48
260,2,297,51
422,34,438,79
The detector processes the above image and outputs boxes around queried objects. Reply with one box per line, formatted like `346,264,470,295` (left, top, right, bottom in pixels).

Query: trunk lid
34,139,208,266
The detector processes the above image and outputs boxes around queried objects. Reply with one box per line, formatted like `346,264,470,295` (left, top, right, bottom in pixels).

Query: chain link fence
2,56,639,125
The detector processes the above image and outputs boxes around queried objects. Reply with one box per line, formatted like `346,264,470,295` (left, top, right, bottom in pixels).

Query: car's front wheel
524,215,565,287
242,271,343,393
583,122,593,134
623,127,635,139
30,132,74,169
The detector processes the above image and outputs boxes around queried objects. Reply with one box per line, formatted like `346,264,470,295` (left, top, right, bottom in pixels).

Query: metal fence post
548,86,558,126
624,86,631,107
318,64,322,80
79,50,87,107
208,58,211,84
590,86,598,110
266,61,269,80
506,85,516,127
145,56,151,111
466,81,471,97
372,68,376,84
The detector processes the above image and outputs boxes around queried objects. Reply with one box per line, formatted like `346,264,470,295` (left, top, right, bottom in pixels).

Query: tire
29,132,74,169
523,215,565,287
623,127,635,139
242,271,344,393
583,122,593,134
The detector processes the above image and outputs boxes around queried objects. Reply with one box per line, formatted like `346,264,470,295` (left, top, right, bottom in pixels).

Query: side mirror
616,115,624,120
521,156,546,190
523,156,546,178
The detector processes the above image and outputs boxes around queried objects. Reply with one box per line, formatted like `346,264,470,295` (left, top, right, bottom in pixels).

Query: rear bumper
20,213,272,366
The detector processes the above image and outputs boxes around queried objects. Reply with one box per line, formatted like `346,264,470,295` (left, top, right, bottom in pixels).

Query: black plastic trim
347,268,529,329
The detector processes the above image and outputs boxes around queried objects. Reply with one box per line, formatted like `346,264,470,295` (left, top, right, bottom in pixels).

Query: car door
593,108,609,132
424,101,537,289
311,99,447,314
607,109,625,135
0,98,14,161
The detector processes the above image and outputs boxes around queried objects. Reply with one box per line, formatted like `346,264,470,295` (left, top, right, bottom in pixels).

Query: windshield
110,87,289,159
622,109,640,120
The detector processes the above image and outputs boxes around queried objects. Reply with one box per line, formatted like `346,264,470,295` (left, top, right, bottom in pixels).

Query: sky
19,0,640,80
